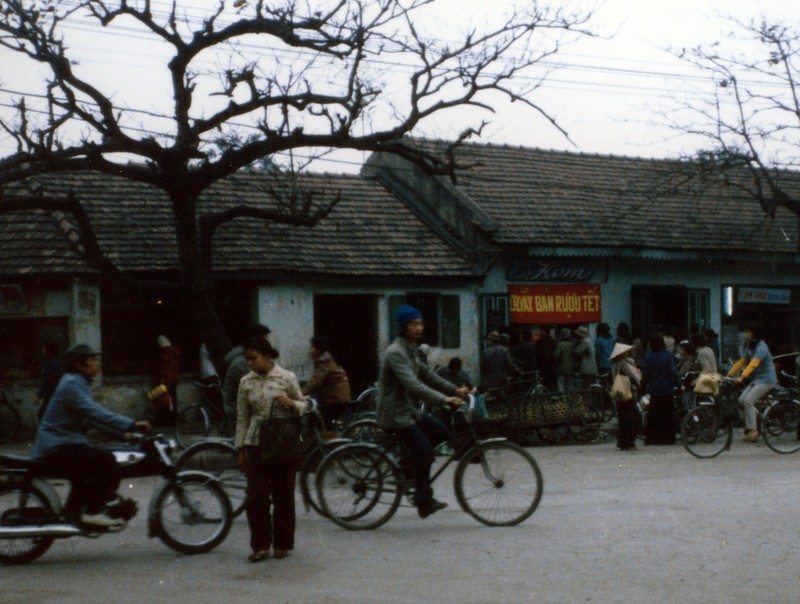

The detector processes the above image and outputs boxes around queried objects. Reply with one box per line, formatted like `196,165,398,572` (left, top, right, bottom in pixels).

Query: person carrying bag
235,337,307,563
609,343,641,451
259,400,303,466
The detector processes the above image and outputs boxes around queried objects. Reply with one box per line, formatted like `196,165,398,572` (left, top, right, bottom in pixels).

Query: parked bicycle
174,437,245,518
314,396,544,530
680,377,800,458
590,371,616,422
297,400,351,517
0,385,21,445
175,379,229,448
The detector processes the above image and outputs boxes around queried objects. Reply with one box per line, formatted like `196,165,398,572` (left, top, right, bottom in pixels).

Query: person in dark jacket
534,327,558,391
32,344,150,527
642,333,681,445
480,331,519,392
35,339,64,421
511,328,538,375
436,357,474,389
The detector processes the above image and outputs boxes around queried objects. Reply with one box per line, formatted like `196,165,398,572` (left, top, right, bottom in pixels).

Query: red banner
508,283,601,324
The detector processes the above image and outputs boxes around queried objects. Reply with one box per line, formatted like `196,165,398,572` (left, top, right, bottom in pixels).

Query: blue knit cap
396,304,422,329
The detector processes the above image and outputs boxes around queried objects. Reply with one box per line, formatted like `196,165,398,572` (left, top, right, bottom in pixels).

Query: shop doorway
313,294,378,397
631,285,708,341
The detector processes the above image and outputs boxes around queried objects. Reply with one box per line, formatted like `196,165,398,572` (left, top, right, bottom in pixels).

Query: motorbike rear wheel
151,474,232,555
0,484,56,565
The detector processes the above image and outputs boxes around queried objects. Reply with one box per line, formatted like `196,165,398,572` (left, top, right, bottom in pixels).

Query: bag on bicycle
258,400,303,466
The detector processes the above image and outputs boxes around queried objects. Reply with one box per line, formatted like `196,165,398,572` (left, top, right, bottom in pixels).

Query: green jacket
376,338,457,429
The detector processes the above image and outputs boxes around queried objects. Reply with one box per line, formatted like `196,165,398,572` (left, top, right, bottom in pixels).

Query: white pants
738,382,774,431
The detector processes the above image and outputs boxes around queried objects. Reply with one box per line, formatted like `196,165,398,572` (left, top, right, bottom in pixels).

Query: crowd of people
25,309,783,565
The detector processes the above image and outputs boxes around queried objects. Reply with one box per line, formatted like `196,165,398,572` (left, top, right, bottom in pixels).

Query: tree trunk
169,188,234,375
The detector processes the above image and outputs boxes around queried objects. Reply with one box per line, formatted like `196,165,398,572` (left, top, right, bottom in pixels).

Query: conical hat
610,343,633,360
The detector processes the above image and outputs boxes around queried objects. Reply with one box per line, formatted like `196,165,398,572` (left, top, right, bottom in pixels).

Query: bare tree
0,0,593,364
666,18,800,222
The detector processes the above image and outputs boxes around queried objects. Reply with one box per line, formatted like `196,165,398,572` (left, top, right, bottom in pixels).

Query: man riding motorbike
31,344,150,527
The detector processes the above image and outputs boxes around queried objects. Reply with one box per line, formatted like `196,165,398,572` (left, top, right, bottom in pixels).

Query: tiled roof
0,207,92,275
205,171,481,276
0,170,482,278
419,142,800,256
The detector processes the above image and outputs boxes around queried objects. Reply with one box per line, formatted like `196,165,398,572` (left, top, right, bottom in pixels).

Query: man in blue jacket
376,305,469,518
32,344,150,527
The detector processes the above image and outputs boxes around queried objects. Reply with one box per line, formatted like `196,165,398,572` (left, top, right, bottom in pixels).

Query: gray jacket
376,338,457,429
223,345,248,413
573,336,598,376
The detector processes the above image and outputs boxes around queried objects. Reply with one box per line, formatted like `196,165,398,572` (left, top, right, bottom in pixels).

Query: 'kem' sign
508,284,602,324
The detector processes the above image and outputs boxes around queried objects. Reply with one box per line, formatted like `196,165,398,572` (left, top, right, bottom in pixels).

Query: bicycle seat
770,385,792,399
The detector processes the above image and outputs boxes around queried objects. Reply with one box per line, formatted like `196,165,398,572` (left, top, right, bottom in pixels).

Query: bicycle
297,400,352,517
0,385,21,445
590,371,616,423
175,379,229,448
680,377,800,458
314,396,544,530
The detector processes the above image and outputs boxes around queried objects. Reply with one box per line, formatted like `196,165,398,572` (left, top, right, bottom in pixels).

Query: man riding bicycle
376,305,469,519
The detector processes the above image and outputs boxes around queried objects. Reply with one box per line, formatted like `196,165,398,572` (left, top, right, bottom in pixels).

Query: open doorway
313,294,378,397
631,285,690,340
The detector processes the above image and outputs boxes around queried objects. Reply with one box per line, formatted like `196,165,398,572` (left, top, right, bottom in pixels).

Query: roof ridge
51,210,86,256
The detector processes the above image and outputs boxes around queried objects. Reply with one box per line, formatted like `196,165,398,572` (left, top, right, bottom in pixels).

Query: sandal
273,550,289,559
743,431,760,443
248,549,270,563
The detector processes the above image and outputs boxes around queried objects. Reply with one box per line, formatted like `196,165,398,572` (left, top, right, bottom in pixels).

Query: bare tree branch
664,17,800,224
0,0,595,361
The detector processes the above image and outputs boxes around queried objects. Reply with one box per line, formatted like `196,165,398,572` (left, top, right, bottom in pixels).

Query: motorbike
0,433,232,565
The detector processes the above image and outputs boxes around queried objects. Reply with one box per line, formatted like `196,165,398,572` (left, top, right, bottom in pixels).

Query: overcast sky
0,0,797,172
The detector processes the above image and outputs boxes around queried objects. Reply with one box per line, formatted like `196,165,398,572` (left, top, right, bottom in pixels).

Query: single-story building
3,141,799,432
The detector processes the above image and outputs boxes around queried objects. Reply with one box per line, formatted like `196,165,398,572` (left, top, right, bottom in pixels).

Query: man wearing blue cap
376,305,469,518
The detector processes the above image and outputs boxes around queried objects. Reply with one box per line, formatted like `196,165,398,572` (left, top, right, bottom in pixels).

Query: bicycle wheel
315,443,401,530
454,441,543,526
0,484,56,565
680,405,732,459
151,474,232,555
175,441,245,517
175,404,211,449
0,400,21,445
341,417,380,442
299,439,349,517
762,399,800,454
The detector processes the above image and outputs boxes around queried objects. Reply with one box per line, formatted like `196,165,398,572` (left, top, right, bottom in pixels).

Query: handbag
609,369,633,402
258,400,303,466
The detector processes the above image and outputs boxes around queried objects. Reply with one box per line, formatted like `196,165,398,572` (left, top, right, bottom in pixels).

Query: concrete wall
254,283,482,388
482,255,800,346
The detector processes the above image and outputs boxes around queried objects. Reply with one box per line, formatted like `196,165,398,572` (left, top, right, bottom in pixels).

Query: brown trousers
244,446,297,553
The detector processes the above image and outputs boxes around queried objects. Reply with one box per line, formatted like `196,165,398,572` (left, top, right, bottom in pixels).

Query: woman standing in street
611,343,642,451
236,337,307,563
642,333,681,445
